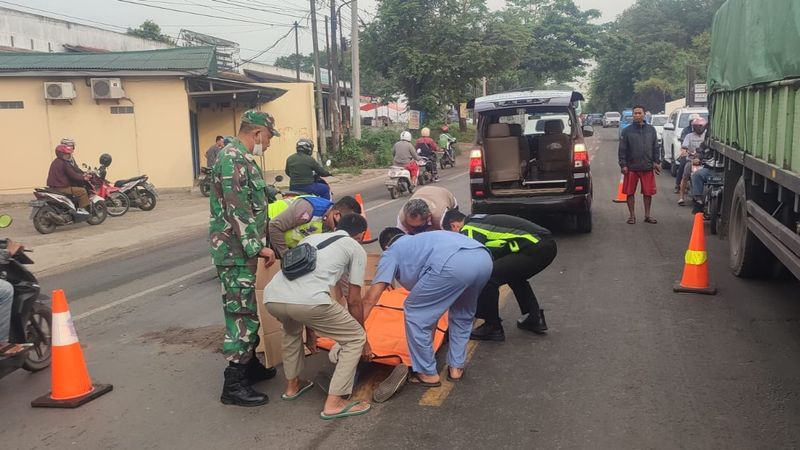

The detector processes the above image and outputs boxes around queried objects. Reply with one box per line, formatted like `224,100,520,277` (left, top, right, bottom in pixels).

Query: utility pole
351,0,361,139
482,77,487,96
293,21,300,81
329,0,341,152
324,16,332,93
309,0,327,158
338,8,348,132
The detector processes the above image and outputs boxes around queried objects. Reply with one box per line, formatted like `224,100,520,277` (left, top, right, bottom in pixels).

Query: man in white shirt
264,213,371,420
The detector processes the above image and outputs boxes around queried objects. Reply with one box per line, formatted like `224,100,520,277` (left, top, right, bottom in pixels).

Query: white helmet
400,131,412,142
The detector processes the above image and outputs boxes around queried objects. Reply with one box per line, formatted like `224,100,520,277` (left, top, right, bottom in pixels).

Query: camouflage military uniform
209,114,278,364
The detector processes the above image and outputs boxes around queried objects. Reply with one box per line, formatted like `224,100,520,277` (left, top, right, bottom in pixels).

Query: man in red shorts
619,105,661,224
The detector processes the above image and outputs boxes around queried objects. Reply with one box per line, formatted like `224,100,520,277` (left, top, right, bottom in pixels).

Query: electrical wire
0,1,129,31
210,0,310,21
117,0,298,27
231,25,295,68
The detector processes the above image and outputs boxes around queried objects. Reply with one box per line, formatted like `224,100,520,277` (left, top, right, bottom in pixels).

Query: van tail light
573,143,589,169
469,149,483,175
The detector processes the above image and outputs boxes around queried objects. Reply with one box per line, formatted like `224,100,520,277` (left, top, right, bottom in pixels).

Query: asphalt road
2,129,798,449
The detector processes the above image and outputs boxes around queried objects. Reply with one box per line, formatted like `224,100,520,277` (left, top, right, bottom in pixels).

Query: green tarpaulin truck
707,0,800,279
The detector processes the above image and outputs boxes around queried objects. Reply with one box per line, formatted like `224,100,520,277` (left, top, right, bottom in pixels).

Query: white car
602,111,620,128
662,107,709,173
650,114,669,158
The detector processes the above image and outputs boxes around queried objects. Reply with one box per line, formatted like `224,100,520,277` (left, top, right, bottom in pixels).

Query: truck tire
729,177,771,278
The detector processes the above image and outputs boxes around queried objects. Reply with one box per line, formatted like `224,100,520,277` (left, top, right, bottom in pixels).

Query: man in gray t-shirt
264,214,372,420
205,135,225,168
678,118,707,205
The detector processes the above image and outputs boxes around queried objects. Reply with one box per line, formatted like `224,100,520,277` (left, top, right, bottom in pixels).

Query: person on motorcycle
674,114,701,194
416,127,441,181
690,139,719,213
285,138,332,200
438,126,456,163
59,138,85,173
47,144,91,213
393,131,421,186
678,117,708,205
268,195,362,258
0,239,23,343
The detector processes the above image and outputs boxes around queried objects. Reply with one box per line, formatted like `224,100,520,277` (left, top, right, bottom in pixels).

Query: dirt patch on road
141,325,223,353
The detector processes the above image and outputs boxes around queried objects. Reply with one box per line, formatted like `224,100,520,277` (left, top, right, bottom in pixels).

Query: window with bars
110,106,134,114
0,101,24,109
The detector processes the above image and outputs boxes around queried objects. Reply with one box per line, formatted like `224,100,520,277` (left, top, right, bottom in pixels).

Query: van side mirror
581,125,594,137
664,123,675,131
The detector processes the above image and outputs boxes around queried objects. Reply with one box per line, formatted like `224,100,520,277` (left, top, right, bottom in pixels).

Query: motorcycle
0,215,52,379
114,175,158,211
198,167,213,198
385,165,415,199
702,159,726,235
416,156,435,185
267,175,293,203
287,160,334,200
84,164,129,217
30,180,107,235
438,137,457,169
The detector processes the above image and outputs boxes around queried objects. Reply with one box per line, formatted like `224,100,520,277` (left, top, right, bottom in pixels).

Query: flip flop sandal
626,217,636,225
407,373,441,387
281,380,315,401
446,367,465,382
644,217,658,224
319,401,371,420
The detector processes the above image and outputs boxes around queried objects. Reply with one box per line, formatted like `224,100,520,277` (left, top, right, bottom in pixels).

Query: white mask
252,133,264,156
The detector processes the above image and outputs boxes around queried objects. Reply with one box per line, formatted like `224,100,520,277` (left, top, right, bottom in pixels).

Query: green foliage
127,20,174,45
588,0,726,112
332,128,397,168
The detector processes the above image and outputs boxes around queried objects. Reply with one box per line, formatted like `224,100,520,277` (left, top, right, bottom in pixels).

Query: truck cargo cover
708,0,800,92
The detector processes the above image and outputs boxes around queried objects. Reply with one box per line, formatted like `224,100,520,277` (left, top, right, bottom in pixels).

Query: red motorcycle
83,155,130,217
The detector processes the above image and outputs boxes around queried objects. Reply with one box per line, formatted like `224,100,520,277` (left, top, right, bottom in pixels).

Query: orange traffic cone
31,290,113,408
612,175,627,203
673,213,717,295
354,193,372,241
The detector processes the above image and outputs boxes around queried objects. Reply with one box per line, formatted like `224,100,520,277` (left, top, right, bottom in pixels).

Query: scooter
439,138,457,169
0,215,52,379
287,160,334,201
416,156,435,185
198,167,213,198
385,158,429,199
114,175,158,211
85,164,129,217
30,181,107,235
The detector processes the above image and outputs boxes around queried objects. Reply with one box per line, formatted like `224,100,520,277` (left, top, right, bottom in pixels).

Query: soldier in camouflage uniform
210,110,280,407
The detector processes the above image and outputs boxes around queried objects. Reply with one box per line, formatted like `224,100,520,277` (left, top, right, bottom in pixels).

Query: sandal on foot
407,373,441,387
678,199,685,206
281,380,315,401
644,217,658,224
626,217,636,224
447,367,465,382
320,401,371,420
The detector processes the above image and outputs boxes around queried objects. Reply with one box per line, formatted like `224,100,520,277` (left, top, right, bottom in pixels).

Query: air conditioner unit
90,78,126,100
43,82,77,100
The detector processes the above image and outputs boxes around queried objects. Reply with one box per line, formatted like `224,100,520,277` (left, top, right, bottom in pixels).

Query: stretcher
316,288,449,366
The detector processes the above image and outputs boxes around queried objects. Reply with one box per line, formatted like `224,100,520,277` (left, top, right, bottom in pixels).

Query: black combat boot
470,321,505,341
220,363,269,407
244,356,277,383
517,309,548,335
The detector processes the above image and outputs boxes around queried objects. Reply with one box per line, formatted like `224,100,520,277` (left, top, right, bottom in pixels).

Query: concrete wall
0,7,172,53
0,76,192,194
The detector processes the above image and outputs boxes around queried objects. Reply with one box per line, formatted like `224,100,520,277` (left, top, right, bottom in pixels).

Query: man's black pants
476,238,557,325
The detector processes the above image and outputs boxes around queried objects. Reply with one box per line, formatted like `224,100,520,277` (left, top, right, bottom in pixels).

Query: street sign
695,92,708,103
408,110,420,129
694,83,707,93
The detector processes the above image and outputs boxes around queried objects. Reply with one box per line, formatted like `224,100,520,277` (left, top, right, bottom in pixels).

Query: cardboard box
254,253,383,366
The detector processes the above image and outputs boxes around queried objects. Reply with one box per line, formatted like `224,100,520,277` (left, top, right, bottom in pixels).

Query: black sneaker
517,310,548,335
470,322,505,341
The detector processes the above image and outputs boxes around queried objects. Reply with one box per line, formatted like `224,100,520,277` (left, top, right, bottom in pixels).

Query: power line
117,0,297,27
210,0,309,19
0,1,129,31
232,25,295,68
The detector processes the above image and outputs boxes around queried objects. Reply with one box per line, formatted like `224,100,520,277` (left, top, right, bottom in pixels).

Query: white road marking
364,199,399,213
72,266,215,321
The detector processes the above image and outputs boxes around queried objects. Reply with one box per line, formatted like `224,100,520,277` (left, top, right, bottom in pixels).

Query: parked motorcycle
0,215,52,379
84,163,129,217
702,159,726,235
30,181,107,235
438,137,457,169
198,167,212,198
114,175,158,211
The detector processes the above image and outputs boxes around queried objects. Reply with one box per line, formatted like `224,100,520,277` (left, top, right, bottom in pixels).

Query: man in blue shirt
362,228,492,385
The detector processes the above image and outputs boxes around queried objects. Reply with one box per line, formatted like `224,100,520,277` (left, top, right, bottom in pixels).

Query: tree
274,53,316,73
127,20,174,45
361,0,526,118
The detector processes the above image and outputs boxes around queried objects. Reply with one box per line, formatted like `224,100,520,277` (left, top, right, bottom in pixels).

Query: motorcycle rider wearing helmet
47,144,91,212
285,138,332,200
438,125,455,151
678,117,708,206
393,131,421,185
416,127,441,181
59,138,84,173
0,239,23,345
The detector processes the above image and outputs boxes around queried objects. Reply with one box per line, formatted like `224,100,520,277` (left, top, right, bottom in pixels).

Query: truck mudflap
746,200,800,279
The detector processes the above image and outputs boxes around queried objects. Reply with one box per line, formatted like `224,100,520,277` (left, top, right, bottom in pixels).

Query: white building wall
0,7,172,53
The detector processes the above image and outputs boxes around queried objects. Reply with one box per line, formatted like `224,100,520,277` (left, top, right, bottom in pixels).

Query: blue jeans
0,279,13,342
691,167,712,198
289,182,331,200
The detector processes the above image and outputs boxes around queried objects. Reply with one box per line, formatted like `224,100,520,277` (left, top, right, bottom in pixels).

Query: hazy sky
5,0,636,63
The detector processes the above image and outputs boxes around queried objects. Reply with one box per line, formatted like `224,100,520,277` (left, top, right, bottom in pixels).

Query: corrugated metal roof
0,46,217,76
